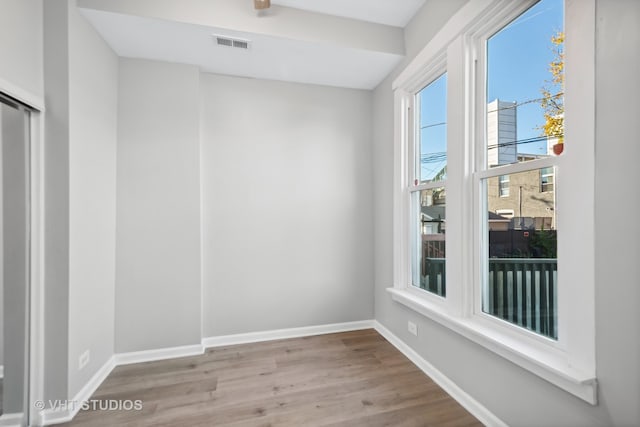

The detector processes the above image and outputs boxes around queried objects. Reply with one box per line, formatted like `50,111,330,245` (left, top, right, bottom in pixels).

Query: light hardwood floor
63,329,482,426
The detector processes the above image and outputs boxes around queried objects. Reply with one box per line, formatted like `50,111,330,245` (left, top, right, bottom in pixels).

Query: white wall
200,73,374,336
373,0,640,426
116,58,202,352
0,1,45,387
42,0,119,402
67,1,118,397
0,0,44,100
43,0,71,403
0,0,44,407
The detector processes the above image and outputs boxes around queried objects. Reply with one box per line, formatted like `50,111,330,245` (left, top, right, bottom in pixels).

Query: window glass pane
0,99,31,421
418,73,447,182
486,0,564,167
499,174,510,197
540,167,554,192
412,188,446,296
483,167,557,339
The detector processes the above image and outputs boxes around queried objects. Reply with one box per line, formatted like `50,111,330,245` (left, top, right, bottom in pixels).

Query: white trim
387,288,597,404
202,320,375,348
40,407,71,426
393,0,493,90
474,156,559,180
41,356,116,426
114,344,204,366
0,413,25,427
29,109,46,427
198,73,205,355
0,77,44,112
393,89,411,295
0,83,46,427
557,0,597,376
373,320,508,427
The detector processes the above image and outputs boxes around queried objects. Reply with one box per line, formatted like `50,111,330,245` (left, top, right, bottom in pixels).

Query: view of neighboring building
486,99,556,231
487,99,518,166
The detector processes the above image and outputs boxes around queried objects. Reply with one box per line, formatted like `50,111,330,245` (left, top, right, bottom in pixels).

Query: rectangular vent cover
233,40,249,49
214,35,250,50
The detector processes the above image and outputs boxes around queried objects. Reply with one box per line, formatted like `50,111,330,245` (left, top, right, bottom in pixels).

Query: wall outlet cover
79,350,90,370
408,321,418,336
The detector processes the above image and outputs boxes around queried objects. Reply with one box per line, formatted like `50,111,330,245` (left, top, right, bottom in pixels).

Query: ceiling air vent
214,35,250,50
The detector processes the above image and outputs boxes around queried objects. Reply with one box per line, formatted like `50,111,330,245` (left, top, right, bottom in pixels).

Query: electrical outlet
79,350,90,370
408,321,418,336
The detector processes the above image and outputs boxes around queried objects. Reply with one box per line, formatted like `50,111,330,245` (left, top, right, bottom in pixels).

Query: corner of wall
43,0,71,404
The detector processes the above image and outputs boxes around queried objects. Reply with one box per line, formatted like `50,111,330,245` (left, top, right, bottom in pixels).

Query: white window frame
409,61,448,299
0,77,46,425
389,0,596,404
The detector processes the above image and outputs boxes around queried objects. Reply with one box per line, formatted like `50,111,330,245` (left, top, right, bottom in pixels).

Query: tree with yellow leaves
540,31,564,145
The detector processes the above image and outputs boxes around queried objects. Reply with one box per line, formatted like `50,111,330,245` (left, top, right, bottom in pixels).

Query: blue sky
419,0,564,181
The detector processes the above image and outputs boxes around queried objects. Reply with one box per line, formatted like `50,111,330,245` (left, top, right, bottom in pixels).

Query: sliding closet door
0,95,30,426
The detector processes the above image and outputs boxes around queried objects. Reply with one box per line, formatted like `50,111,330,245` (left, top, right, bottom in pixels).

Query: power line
417,95,563,134
486,134,562,149
420,134,563,163
421,154,447,163
421,163,445,178
486,93,563,114
420,122,446,130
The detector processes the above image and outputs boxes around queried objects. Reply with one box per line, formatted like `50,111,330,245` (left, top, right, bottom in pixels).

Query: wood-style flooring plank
61,329,483,427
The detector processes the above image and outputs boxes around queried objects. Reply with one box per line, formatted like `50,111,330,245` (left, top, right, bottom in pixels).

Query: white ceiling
79,0,425,89
272,0,426,27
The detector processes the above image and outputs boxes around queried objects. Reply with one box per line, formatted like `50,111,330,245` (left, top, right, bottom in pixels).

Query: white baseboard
40,404,70,425
202,320,375,348
114,344,204,366
0,412,24,427
373,320,507,427
41,355,116,426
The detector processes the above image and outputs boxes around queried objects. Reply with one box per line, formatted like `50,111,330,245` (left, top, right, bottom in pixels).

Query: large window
391,0,596,404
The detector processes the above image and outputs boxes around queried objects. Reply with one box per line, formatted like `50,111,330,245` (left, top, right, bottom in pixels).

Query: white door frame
0,77,45,427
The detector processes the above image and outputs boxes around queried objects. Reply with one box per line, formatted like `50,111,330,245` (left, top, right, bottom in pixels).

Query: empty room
0,0,638,426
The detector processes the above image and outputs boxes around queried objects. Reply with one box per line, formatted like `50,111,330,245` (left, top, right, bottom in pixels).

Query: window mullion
393,90,411,290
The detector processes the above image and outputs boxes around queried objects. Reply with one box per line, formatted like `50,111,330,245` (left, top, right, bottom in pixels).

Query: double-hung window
411,73,448,297
390,0,597,404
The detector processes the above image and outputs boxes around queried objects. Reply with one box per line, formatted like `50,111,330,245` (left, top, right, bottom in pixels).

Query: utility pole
519,185,523,229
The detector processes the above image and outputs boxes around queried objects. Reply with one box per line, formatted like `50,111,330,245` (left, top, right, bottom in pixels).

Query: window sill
386,287,597,404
